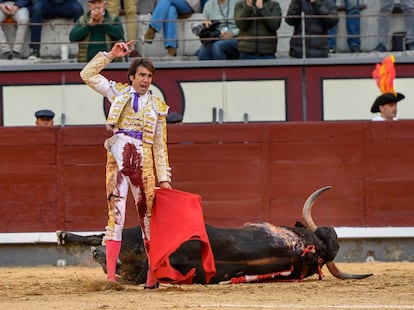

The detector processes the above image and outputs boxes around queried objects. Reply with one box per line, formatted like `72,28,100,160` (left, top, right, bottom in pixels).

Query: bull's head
302,186,373,280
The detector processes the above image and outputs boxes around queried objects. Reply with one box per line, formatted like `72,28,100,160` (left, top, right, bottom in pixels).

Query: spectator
375,0,414,52
328,0,361,53
69,0,124,62
143,0,200,57
234,0,282,59
196,0,239,60
0,0,30,59
166,111,183,123
285,0,338,58
35,109,55,126
28,0,84,62
107,0,139,57
371,54,405,121
371,92,405,121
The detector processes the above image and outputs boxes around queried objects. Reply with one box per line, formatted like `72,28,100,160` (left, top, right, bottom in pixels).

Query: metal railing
0,8,412,62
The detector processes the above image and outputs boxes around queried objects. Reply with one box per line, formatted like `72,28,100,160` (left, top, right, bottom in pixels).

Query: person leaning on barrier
285,0,338,58
371,92,405,121
371,55,406,121
69,0,124,62
234,0,282,59
35,109,55,126
195,0,240,60
27,0,84,62
0,0,30,59
80,41,172,288
375,0,414,52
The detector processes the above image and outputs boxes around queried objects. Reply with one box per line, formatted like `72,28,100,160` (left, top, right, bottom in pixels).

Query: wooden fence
1,121,413,233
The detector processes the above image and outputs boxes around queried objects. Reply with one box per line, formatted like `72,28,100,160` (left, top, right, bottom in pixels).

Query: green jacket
69,10,124,62
234,0,282,56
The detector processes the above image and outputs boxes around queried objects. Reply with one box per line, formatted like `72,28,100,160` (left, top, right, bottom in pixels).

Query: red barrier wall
1,121,413,233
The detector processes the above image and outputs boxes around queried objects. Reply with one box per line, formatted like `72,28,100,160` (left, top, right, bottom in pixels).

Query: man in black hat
371,92,405,121
35,109,55,126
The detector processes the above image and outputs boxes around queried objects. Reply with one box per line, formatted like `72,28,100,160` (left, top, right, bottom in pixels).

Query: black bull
56,186,373,284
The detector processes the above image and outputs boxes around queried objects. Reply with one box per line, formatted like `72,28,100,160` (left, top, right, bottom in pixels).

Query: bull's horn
302,186,332,232
326,261,373,279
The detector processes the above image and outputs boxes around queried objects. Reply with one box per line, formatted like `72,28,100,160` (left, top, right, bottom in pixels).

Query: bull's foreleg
56,231,105,246
91,246,121,276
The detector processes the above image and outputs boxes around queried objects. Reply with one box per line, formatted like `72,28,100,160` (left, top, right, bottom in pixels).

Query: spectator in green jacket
69,0,124,62
234,0,282,59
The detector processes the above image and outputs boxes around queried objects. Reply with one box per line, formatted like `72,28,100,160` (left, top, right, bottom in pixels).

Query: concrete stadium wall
0,0,408,61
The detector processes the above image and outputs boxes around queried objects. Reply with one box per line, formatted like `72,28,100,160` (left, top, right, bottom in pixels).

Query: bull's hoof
56,231,65,245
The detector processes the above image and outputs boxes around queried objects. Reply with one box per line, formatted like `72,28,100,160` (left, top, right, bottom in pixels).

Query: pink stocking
106,240,121,282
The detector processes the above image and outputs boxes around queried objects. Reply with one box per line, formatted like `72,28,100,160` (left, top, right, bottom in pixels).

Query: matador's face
130,66,153,96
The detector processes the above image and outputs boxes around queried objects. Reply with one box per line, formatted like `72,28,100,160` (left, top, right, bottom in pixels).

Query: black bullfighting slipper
144,282,160,289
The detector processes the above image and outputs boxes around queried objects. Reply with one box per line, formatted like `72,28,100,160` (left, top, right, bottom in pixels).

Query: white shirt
372,115,398,121
129,89,149,112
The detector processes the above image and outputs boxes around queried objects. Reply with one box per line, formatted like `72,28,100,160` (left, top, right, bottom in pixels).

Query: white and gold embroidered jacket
80,52,171,183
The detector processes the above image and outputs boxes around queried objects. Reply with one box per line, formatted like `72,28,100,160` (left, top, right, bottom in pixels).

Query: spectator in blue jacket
28,0,84,62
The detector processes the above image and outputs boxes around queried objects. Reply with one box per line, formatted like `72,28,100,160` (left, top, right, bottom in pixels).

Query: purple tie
133,93,139,112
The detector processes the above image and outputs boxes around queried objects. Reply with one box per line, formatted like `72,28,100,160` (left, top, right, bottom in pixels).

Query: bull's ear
295,221,306,228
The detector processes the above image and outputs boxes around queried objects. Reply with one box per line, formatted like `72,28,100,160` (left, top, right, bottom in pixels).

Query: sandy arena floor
0,262,413,310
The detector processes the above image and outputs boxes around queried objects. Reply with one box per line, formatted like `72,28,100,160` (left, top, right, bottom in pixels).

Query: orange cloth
149,188,216,284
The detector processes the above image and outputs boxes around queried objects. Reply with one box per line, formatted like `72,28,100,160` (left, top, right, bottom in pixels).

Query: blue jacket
0,0,30,7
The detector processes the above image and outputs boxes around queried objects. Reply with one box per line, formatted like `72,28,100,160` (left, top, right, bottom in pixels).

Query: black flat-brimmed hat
370,92,405,113
34,109,55,119
166,112,183,124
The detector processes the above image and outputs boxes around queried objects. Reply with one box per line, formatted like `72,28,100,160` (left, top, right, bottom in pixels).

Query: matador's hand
159,181,172,189
107,41,132,60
